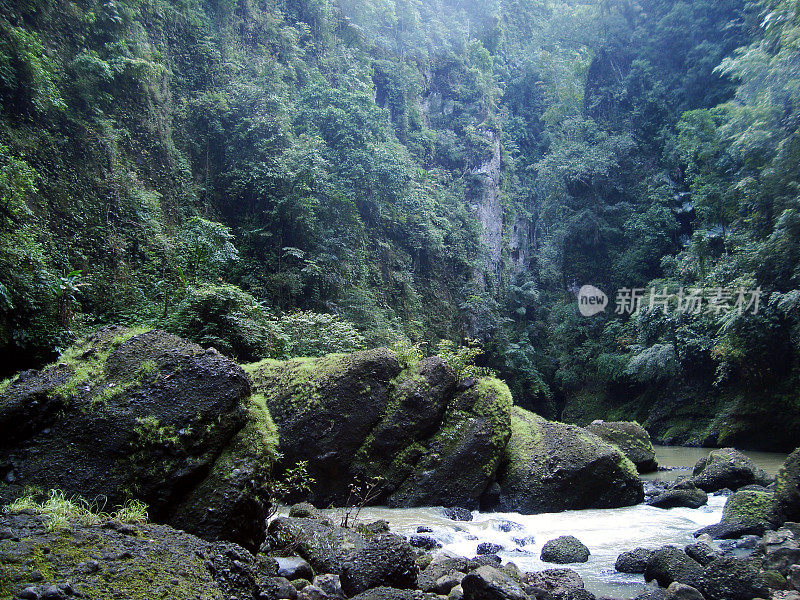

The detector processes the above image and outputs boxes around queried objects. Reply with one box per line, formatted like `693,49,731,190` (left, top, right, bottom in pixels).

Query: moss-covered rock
493,407,643,513
585,420,658,473
770,447,800,527
0,327,277,550
0,511,271,600
690,447,773,492
249,350,512,509
721,489,773,529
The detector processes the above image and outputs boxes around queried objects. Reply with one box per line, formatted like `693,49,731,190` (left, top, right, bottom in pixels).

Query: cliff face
470,129,503,273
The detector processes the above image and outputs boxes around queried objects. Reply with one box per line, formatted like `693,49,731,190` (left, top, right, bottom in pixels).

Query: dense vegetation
2,0,799,449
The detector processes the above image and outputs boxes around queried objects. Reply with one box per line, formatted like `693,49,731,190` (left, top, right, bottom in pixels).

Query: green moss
0,377,12,395
505,407,545,472
133,415,183,448
722,490,774,525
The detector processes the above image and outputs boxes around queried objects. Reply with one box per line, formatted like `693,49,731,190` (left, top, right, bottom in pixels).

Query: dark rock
690,448,772,492
771,447,800,527
633,589,666,600
296,585,327,600
340,533,418,596
522,569,590,600
643,546,704,589
19,588,39,600
467,555,503,571
495,408,643,513
0,511,262,599
585,420,658,473
348,588,431,600
494,520,523,533
540,536,590,564
410,535,441,550
461,565,528,600
312,574,344,599
647,483,708,509
417,554,469,592
701,556,769,600
444,507,474,522
267,517,365,575
417,526,434,533
0,327,273,550
762,547,800,576
684,542,720,566
437,571,466,594
261,577,299,599
276,556,315,581
477,542,504,555
664,582,703,600
694,520,768,540
615,548,653,573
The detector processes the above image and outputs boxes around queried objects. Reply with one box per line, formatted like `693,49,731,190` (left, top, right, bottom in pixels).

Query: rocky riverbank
2,327,800,600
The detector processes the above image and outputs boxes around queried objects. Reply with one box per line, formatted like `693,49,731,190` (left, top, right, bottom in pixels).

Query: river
320,446,788,599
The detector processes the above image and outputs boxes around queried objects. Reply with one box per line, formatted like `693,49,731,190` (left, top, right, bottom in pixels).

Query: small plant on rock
339,475,383,528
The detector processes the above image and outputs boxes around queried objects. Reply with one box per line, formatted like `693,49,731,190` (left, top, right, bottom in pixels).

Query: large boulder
664,583,704,600
690,448,772,492
701,556,770,600
643,546,704,589
339,533,418,596
0,327,276,550
0,510,273,600
585,421,658,473
540,536,590,564
771,447,800,527
494,407,643,513
249,353,513,509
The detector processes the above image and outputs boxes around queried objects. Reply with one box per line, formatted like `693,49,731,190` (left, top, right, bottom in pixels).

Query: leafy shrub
435,338,496,381
271,311,366,358
625,343,678,383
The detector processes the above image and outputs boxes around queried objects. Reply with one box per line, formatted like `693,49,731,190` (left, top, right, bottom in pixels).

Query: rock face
248,353,513,509
0,327,276,550
585,421,658,473
0,511,274,600
690,448,772,492
494,407,643,513
771,447,800,527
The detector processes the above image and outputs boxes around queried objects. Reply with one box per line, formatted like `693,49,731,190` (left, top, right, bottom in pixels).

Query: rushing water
317,446,789,599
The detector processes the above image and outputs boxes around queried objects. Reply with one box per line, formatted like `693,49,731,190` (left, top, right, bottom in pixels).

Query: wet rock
437,571,466,594
461,565,528,600
585,420,658,473
615,548,653,574
701,556,769,600
276,556,314,581
694,520,768,540
789,565,800,591
477,542,504,555
348,587,429,600
664,582,703,600
449,584,465,600
633,589,666,600
410,535,441,550
647,482,708,509
297,585,328,600
540,536,590,564
495,408,643,513
340,533,418,596
720,489,773,531
643,546,704,589
445,507,474,522
289,503,327,520
417,553,469,592
261,577,299,599
690,448,772,492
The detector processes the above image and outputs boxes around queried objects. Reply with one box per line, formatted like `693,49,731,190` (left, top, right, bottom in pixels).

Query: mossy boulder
701,556,770,600
644,546,704,589
690,448,772,492
770,447,800,527
249,351,513,509
540,536,590,564
0,327,277,550
0,511,272,600
721,489,773,529
585,420,658,473
493,407,643,513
